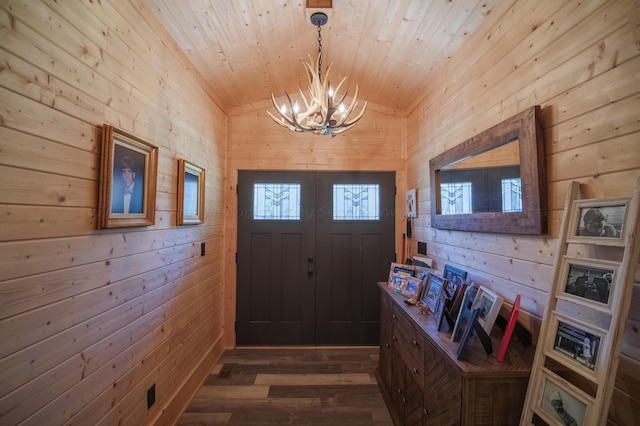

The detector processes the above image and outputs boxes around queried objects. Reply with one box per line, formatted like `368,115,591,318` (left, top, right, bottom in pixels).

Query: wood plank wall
0,1,226,425
405,0,640,424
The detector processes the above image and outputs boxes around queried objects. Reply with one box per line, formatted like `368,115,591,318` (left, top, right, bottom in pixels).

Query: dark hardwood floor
176,347,393,426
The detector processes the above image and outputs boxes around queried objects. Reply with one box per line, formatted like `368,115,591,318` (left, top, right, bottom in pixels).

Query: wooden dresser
376,283,534,425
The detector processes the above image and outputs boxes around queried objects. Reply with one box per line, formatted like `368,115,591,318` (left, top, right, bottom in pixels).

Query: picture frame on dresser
469,286,503,335
401,276,422,299
177,159,205,225
443,264,468,300
421,273,445,312
566,198,629,246
451,284,479,342
98,124,158,229
389,262,415,282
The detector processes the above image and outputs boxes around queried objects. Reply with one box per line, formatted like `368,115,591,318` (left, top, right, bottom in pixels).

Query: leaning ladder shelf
520,175,640,426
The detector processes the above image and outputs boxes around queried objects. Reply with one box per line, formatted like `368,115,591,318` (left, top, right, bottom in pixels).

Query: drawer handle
412,367,419,375
412,339,420,347
392,335,397,342
392,314,398,321
384,343,390,348
424,407,431,416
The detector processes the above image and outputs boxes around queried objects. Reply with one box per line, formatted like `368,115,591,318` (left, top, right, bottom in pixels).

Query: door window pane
253,183,301,220
440,182,472,215
333,184,380,220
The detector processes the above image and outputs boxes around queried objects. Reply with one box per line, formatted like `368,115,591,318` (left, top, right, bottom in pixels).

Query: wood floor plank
177,347,393,426
254,373,373,386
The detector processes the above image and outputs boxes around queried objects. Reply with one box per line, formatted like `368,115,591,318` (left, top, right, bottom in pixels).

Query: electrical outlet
201,242,205,256
147,384,156,409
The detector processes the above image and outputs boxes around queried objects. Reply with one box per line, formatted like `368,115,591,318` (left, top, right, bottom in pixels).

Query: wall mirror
429,106,547,234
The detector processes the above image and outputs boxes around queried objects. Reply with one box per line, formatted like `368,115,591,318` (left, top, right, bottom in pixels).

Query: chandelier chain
317,24,322,79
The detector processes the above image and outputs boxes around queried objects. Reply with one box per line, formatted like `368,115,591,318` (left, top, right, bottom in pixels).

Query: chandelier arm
341,101,368,127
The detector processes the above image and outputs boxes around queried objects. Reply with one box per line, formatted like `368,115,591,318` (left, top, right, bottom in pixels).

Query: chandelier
267,12,367,137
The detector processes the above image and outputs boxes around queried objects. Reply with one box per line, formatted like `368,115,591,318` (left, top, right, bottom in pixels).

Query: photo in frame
451,284,478,342
389,262,415,283
470,286,503,335
389,272,410,294
456,307,482,360
433,289,448,331
421,273,445,313
533,369,591,426
413,265,436,298
443,264,468,299
402,276,423,299
558,256,618,308
547,312,603,374
177,159,205,225
98,125,158,229
566,198,629,246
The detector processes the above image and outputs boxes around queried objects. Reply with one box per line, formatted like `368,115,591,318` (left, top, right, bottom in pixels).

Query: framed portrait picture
545,312,604,377
389,272,410,294
470,286,503,335
443,264,468,300
98,125,158,229
557,256,619,309
533,368,592,426
421,273,445,313
177,159,205,225
566,198,629,246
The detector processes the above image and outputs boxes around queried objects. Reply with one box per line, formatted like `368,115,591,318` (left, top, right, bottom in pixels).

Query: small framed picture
402,276,423,299
533,369,592,426
406,188,417,218
433,289,448,331
177,159,206,225
98,125,158,229
470,286,503,335
557,256,618,309
413,265,435,298
443,264,468,299
389,272,409,294
566,198,629,246
389,262,415,283
546,312,604,376
421,273,445,312
451,284,478,342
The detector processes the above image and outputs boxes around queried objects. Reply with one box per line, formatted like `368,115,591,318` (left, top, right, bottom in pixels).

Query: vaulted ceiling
143,0,500,113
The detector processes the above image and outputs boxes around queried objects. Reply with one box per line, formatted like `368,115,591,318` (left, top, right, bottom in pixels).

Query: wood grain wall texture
405,0,640,424
0,1,226,425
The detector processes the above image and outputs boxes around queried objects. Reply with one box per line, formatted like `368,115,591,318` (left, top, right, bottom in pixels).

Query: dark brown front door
236,171,395,345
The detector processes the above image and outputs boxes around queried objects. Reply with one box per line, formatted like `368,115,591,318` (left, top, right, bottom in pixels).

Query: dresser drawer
393,309,425,388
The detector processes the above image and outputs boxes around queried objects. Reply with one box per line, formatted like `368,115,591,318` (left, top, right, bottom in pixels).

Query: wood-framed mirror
429,105,547,234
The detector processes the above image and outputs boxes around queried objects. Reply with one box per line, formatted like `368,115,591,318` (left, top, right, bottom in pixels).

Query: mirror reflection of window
501,178,522,212
440,182,473,215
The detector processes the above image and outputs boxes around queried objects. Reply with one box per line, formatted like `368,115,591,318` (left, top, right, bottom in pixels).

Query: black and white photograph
567,199,628,246
552,318,600,372
470,286,503,335
562,258,617,306
537,372,589,426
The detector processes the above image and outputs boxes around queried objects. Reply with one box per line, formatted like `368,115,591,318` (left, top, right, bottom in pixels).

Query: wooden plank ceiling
142,0,500,113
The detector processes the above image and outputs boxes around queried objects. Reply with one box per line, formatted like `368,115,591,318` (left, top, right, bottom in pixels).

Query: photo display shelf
520,176,640,426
